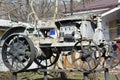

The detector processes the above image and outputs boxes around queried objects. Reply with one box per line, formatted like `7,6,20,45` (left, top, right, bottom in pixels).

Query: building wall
85,0,97,4
102,21,110,41
109,20,117,40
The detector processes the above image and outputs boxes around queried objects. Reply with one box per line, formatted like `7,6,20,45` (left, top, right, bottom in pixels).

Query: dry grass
0,70,120,80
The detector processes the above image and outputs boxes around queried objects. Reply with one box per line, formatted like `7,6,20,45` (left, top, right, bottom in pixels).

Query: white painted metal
93,16,106,45
80,16,94,39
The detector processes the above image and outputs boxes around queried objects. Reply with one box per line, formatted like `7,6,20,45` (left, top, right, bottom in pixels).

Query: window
117,20,120,37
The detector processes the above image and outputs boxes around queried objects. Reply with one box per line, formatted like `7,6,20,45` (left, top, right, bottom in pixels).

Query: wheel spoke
72,40,99,72
88,61,92,70
15,61,19,70
2,34,35,72
81,61,85,70
16,35,20,42
4,42,10,47
35,48,60,67
20,62,26,67
11,58,15,68
50,57,54,64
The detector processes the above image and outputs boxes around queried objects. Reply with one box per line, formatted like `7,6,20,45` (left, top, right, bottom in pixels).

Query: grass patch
0,71,120,80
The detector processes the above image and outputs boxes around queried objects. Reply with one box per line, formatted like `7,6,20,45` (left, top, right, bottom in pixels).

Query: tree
0,0,56,22
0,0,85,22
0,0,31,22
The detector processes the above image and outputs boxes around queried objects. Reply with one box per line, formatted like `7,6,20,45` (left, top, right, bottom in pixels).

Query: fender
0,26,26,41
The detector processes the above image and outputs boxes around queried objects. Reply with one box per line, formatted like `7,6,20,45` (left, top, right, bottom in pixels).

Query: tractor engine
55,20,81,42
59,25,79,42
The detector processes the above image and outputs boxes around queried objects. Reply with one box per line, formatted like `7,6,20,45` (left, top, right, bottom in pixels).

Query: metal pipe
12,73,17,80
104,68,109,80
44,71,48,80
70,0,73,15
84,73,89,80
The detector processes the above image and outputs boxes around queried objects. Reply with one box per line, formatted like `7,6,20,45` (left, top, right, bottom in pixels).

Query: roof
101,7,120,21
74,0,119,12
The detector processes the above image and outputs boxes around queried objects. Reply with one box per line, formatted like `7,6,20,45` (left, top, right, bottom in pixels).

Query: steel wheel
2,34,35,72
72,39,100,72
103,55,120,68
103,48,120,68
99,43,120,68
34,47,60,68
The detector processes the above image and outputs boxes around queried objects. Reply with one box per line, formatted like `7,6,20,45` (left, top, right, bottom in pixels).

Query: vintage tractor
0,15,120,75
